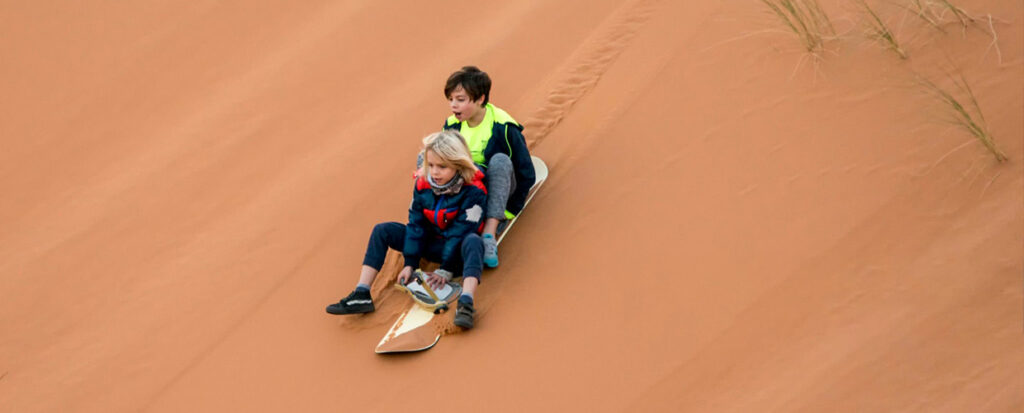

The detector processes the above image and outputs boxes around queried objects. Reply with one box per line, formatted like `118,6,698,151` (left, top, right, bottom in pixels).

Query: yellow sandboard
375,156,548,354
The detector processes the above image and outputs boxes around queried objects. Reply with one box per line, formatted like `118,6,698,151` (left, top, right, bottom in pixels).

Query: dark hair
444,66,491,106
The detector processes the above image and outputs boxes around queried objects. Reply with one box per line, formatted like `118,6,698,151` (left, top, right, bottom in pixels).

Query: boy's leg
361,222,406,272
482,154,516,267
461,277,479,299
483,154,517,229
436,232,480,281
459,233,484,283
327,222,404,315
455,234,483,329
356,265,379,290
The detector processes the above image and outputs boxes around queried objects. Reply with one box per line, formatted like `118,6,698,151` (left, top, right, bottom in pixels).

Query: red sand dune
1,1,1021,411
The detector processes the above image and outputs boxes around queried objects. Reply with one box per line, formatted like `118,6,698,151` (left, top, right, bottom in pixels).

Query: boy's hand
425,272,446,290
425,269,453,290
397,266,414,285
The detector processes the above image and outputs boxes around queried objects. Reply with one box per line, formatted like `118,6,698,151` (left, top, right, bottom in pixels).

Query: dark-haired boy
441,66,535,276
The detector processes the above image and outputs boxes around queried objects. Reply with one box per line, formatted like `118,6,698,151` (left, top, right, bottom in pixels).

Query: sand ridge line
522,0,659,147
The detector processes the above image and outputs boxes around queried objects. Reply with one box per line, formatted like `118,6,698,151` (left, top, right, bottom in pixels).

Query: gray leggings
416,152,515,221
482,154,516,221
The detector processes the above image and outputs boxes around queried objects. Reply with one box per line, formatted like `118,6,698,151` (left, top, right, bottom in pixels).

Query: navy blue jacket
403,170,487,270
442,104,535,216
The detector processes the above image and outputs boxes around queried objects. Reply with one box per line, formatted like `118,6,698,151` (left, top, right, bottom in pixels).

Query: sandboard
375,156,548,354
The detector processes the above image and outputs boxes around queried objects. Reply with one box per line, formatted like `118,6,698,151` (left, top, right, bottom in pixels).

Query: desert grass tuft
761,0,836,55
906,0,945,32
903,0,976,34
857,0,908,59
935,0,973,29
917,73,1007,162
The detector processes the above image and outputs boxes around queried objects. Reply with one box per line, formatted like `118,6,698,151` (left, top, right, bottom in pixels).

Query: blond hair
420,130,478,182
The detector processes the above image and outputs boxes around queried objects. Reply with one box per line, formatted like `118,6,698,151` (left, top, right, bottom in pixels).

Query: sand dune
1,0,1021,411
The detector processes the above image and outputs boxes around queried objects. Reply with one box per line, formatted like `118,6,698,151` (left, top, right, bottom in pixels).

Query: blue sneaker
482,233,499,268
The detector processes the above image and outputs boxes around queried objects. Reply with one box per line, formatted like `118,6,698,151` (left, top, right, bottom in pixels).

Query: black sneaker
453,301,475,329
326,289,374,315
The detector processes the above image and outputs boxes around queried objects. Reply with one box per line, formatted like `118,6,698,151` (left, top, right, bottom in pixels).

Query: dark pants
362,222,484,280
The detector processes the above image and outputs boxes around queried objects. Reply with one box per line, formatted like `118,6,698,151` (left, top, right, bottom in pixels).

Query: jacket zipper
434,196,444,229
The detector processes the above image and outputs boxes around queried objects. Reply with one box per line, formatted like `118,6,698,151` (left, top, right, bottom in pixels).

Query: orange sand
1,1,1021,411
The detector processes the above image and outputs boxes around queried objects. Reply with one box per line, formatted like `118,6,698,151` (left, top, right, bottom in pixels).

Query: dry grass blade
857,0,908,59
936,0,973,28
916,73,1007,162
803,0,837,36
761,0,835,54
906,0,945,32
762,0,801,37
982,14,1003,64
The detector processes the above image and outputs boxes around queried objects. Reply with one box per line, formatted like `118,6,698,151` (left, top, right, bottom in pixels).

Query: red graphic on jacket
413,170,487,233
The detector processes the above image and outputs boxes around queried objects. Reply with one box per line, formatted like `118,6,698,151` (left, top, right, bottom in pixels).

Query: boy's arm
439,188,487,271
504,125,536,216
403,189,428,269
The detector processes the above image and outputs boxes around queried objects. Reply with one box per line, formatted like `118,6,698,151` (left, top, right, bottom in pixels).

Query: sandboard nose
375,305,441,353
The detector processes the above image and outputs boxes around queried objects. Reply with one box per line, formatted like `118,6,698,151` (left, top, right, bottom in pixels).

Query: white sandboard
376,156,548,354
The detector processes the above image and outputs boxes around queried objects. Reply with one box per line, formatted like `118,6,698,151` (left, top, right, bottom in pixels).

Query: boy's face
447,85,485,123
425,150,457,186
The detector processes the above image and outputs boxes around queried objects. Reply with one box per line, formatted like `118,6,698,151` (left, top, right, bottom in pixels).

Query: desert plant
903,0,1001,63
761,0,836,54
857,0,908,59
906,0,945,32
917,73,1007,162
935,0,973,29
903,0,977,33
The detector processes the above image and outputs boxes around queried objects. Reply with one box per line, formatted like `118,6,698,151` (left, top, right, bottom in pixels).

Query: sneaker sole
326,305,374,315
454,318,474,329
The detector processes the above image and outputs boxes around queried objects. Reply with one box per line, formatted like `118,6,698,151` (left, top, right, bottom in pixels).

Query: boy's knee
372,222,401,239
462,233,483,249
489,153,512,169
